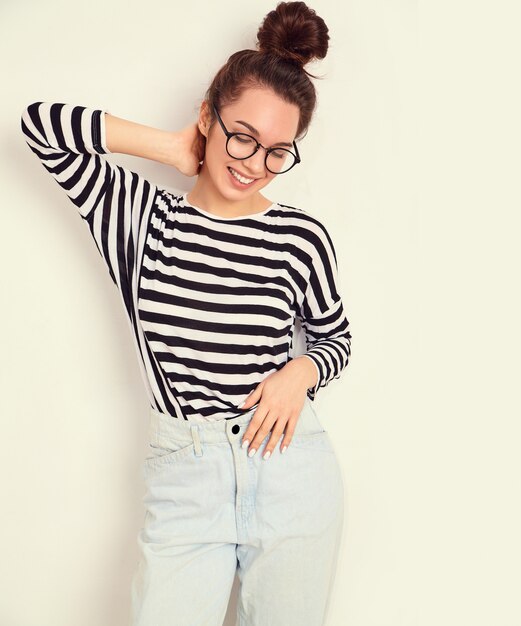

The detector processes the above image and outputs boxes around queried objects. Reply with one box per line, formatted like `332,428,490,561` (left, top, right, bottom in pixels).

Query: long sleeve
20,101,158,315
296,219,352,401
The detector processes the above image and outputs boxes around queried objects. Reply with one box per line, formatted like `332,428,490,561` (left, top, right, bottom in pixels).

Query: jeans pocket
143,436,195,474
290,429,334,452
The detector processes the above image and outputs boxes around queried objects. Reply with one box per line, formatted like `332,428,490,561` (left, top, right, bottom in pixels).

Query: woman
21,2,352,624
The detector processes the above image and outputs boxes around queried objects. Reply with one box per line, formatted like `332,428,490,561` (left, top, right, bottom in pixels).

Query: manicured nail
242,439,250,449
281,446,287,454
263,450,271,460
238,400,246,408
248,448,257,457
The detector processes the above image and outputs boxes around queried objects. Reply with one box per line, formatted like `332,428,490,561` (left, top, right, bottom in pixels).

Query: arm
20,101,161,302
296,220,352,401
20,102,162,220
105,112,204,177
104,111,178,165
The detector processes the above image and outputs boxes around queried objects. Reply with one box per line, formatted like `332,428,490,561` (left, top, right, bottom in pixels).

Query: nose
240,147,267,175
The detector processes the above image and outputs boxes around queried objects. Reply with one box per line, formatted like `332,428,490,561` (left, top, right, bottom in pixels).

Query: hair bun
257,1,329,69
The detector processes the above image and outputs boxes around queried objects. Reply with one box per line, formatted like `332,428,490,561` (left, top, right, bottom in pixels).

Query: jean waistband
148,396,324,446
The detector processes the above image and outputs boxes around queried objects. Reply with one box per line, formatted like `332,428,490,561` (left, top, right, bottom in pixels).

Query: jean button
231,424,240,434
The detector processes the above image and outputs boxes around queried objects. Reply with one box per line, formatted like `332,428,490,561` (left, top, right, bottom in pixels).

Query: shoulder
274,200,337,256
156,184,185,202
149,185,186,215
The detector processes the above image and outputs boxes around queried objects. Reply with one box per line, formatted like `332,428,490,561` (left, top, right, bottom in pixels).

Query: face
197,87,300,204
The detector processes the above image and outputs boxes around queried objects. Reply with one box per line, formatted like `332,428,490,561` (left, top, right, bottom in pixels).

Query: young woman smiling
21,2,352,624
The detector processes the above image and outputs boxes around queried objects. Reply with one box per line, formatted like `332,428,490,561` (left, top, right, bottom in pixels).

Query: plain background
2,0,520,625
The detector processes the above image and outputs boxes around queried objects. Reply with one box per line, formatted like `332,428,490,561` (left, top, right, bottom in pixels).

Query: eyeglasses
211,103,301,175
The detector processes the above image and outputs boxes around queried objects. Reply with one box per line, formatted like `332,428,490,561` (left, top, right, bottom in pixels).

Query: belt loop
190,424,203,457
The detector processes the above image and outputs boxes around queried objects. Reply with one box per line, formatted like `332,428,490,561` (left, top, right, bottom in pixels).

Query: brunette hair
203,1,330,142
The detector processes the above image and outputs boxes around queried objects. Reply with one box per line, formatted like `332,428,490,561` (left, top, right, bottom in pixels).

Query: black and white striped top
21,101,352,422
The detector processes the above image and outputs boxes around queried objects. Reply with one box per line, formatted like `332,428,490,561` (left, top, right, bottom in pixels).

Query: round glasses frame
211,103,301,175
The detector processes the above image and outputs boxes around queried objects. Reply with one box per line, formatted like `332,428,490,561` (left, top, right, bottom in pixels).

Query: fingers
260,423,287,460
278,416,298,454
241,409,270,456
241,412,298,460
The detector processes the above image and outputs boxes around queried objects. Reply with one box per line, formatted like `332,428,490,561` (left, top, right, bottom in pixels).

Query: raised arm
20,101,168,305
20,102,164,220
104,109,204,176
104,111,178,164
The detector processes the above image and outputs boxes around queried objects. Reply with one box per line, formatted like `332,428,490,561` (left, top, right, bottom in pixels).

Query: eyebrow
234,120,294,148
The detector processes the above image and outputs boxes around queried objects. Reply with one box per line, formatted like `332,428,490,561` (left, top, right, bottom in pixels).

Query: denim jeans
130,396,345,626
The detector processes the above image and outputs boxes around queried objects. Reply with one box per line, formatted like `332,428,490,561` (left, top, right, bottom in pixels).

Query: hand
170,121,206,177
239,357,318,460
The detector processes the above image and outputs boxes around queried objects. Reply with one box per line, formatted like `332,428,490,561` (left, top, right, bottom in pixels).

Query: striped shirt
20,101,352,422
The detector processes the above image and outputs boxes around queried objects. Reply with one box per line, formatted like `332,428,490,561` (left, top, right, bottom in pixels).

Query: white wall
3,0,519,625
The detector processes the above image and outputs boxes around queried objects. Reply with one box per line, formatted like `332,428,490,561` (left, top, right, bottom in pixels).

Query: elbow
20,101,44,131
21,102,48,149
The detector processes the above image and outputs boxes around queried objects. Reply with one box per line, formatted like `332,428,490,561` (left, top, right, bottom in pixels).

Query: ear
198,100,212,138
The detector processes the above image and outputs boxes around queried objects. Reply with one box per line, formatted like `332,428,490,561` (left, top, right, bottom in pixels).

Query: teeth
229,167,255,184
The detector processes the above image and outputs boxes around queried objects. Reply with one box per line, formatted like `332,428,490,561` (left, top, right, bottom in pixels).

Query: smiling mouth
227,166,258,185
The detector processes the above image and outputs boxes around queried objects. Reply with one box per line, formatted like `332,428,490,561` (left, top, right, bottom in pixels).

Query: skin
175,86,319,457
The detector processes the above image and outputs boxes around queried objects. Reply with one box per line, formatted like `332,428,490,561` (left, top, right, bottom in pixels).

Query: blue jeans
130,396,345,626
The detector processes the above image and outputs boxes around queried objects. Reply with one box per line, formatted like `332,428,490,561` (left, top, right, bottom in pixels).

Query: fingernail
248,448,257,457
238,400,246,408
281,446,287,454
242,439,250,449
263,450,271,460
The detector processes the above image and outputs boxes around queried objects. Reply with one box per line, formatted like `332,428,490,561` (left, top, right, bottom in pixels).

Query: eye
234,134,256,144
271,149,286,159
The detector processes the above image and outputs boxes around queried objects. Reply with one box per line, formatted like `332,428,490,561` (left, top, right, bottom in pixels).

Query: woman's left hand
239,357,318,459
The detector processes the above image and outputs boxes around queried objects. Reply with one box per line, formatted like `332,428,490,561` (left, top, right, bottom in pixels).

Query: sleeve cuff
93,108,112,154
299,354,322,399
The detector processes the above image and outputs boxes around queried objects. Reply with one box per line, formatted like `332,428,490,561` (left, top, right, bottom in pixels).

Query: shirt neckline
182,192,277,221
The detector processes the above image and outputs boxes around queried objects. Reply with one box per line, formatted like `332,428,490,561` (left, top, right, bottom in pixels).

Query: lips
228,166,258,181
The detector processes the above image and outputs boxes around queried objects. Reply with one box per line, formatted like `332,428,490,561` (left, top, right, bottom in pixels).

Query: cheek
262,172,277,185
206,140,228,169
205,135,220,162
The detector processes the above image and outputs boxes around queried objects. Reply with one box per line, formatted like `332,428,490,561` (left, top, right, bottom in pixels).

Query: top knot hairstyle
203,1,330,142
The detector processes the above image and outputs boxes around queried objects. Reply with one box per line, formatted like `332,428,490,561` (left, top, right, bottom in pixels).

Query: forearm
104,112,178,166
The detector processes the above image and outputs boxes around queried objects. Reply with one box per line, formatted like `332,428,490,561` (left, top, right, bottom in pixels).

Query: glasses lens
227,134,258,159
227,134,297,174
266,148,297,174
